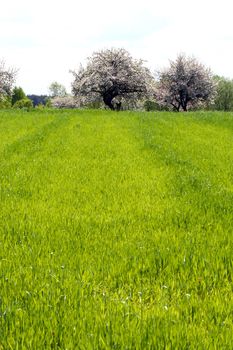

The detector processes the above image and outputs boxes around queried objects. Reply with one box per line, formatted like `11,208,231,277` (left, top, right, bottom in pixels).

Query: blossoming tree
156,54,216,111
71,48,154,110
0,60,17,101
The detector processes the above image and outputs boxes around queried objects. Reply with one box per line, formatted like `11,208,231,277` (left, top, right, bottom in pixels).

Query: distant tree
71,48,154,110
49,81,67,97
0,60,17,101
12,86,26,105
156,54,216,111
27,95,49,107
213,76,233,111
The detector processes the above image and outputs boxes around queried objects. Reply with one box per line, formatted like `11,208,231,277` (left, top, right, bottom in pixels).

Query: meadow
0,109,232,349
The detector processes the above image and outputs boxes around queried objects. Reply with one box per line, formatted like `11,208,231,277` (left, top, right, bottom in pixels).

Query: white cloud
1,0,233,94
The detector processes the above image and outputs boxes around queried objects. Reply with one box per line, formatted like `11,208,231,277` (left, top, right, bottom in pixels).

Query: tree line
1,49,233,111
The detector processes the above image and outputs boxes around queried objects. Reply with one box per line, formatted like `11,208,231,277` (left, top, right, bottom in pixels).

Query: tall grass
0,109,232,349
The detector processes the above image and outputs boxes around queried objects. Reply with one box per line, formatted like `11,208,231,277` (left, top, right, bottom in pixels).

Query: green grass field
0,109,232,349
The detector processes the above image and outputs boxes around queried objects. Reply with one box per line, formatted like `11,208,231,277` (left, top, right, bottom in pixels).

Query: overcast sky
1,0,233,94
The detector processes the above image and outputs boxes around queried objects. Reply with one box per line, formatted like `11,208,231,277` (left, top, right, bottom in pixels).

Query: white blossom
155,54,216,111
71,48,154,110
0,60,17,99
51,95,79,109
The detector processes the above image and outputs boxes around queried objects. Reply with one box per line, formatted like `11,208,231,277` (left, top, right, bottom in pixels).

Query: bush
45,98,52,108
13,98,33,109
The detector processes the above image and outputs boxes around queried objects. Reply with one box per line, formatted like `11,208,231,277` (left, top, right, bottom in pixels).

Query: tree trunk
103,93,115,110
180,90,188,111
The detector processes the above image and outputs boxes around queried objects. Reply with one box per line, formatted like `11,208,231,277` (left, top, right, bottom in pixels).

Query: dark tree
27,95,49,107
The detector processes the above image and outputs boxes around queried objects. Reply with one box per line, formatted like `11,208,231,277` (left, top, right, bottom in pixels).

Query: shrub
13,98,33,109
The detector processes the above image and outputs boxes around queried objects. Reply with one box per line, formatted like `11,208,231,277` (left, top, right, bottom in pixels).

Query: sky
1,0,233,95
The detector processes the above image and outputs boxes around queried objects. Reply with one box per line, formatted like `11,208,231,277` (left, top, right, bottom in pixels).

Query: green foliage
13,97,33,109
0,110,232,349
35,103,45,110
0,96,12,108
11,86,26,105
45,98,52,108
213,76,233,111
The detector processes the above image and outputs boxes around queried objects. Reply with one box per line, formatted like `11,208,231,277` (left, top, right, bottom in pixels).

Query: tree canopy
71,48,154,110
11,86,26,105
213,76,233,111
156,54,216,111
49,81,67,97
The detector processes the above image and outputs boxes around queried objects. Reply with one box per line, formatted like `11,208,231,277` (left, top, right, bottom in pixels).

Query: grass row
0,109,232,349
